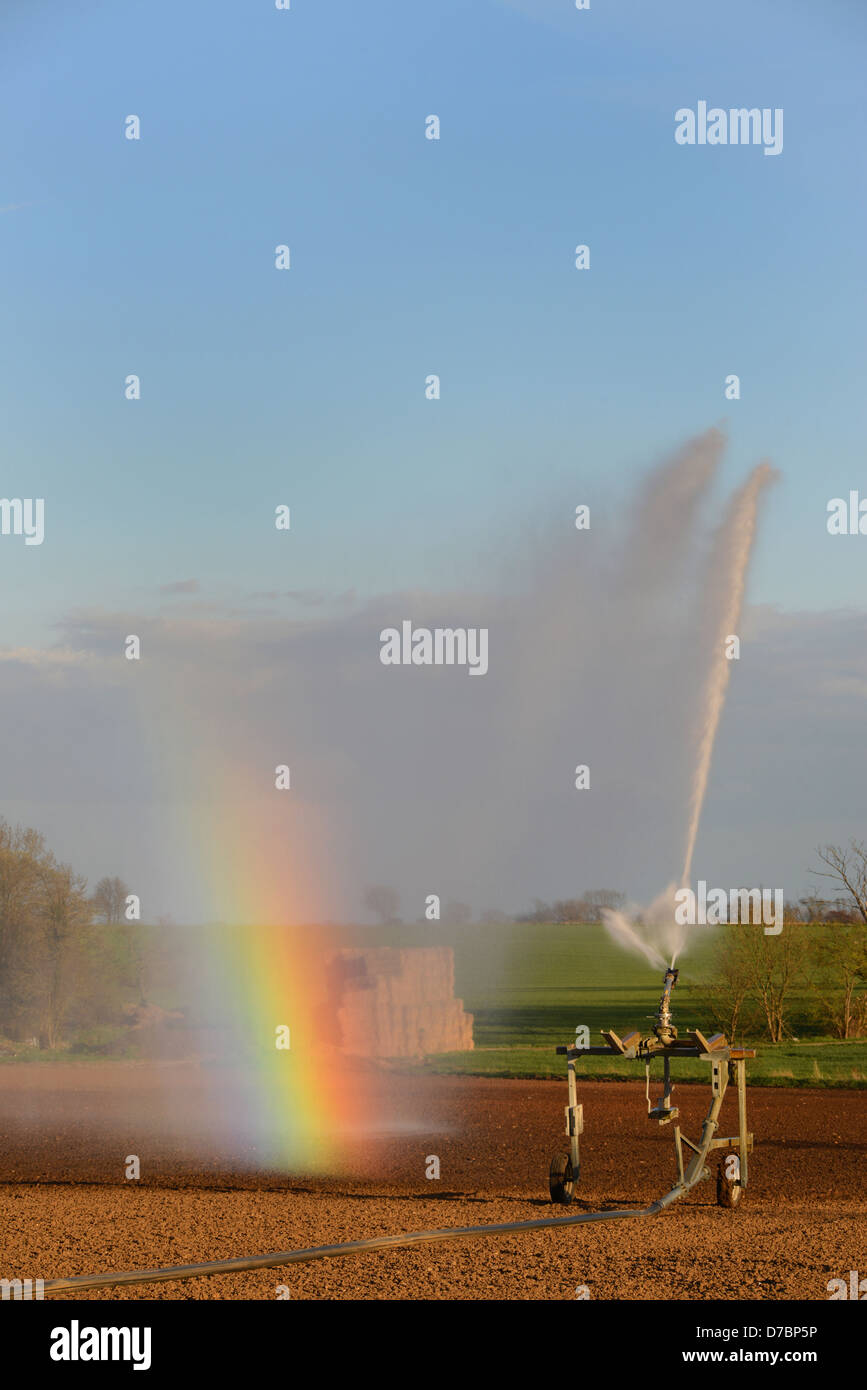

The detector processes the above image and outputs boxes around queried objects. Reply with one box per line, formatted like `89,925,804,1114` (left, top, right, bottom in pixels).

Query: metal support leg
736,1058,748,1189
566,1056,581,1177
672,1124,685,1186
682,1060,727,1188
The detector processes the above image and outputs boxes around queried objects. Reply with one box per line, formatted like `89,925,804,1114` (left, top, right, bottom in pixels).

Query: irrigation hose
41,1185,685,1296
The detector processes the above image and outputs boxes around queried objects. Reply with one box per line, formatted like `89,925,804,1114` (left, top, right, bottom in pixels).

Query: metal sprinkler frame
40,969,754,1298
550,968,754,1210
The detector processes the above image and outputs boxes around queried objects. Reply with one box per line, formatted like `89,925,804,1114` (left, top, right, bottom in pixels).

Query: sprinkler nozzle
654,968,679,1043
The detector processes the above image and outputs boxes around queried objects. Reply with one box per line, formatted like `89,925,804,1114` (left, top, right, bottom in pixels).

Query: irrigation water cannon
549,967,755,1212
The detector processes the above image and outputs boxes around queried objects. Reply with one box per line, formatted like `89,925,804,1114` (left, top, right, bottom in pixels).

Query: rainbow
134,666,372,1174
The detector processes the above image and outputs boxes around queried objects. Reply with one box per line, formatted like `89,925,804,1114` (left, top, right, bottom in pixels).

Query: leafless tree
362,884,401,924
515,898,552,923
808,924,867,1038
695,926,760,1042
811,842,867,925
806,844,867,1036
91,876,129,925
552,898,587,923
740,925,809,1043
584,889,626,920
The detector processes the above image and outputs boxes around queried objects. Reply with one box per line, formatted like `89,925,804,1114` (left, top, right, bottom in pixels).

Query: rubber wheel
549,1152,575,1205
716,1156,744,1209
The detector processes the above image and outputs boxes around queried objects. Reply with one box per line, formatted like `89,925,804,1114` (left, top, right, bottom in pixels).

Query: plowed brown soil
1,1063,863,1300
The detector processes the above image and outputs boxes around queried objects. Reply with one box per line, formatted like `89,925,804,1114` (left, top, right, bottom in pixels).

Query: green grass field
4,920,864,1086
353,921,867,1087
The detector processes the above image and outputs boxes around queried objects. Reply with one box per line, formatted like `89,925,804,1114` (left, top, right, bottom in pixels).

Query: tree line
2,814,864,1050
362,884,627,925
0,820,141,1049
364,844,867,1043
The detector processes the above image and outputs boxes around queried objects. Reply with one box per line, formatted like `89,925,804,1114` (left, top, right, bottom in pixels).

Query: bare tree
362,884,401,925
515,891,626,924
584,890,626,920
515,899,552,923
443,900,473,925
740,925,809,1044
806,844,867,1036
551,898,588,923
811,843,867,925
695,926,760,1041
91,876,129,925
808,924,867,1038
798,894,830,923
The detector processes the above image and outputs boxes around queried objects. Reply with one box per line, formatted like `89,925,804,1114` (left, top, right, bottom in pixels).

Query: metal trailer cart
549,968,755,1211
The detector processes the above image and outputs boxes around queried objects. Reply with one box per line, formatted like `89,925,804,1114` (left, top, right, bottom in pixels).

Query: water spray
602,463,777,979
681,462,777,887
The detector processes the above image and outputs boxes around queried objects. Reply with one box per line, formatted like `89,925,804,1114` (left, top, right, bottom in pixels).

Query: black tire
716,1156,744,1209
549,1152,575,1205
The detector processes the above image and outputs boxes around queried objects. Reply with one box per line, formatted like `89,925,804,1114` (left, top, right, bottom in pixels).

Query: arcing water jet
602,457,777,973
680,461,778,896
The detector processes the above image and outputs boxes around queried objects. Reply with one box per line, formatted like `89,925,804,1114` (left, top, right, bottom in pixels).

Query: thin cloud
284,588,356,608
0,646,85,666
245,588,356,607
159,579,200,595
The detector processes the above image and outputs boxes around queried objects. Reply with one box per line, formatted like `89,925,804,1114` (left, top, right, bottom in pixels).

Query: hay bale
328,947,473,1058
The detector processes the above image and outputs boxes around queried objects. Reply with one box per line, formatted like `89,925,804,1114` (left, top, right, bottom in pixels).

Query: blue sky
1,0,865,647
0,2,865,917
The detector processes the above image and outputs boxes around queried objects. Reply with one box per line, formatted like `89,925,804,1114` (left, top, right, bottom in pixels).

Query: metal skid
550,968,755,1210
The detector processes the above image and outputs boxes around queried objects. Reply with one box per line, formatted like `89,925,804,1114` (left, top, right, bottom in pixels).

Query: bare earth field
1,1063,864,1301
